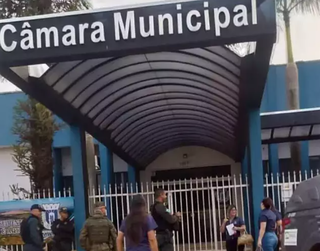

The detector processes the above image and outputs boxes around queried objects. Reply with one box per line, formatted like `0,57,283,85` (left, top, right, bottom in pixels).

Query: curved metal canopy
39,46,241,166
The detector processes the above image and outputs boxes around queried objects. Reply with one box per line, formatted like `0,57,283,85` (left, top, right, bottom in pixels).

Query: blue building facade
1,60,320,245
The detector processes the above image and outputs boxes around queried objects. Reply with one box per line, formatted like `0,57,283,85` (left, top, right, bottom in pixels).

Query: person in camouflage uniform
79,202,117,251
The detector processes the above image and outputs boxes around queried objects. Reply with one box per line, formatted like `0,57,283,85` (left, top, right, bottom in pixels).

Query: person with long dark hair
220,205,246,251
270,199,282,251
117,195,158,251
258,198,278,251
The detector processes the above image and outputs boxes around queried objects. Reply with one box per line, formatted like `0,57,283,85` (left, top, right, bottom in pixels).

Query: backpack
20,217,30,243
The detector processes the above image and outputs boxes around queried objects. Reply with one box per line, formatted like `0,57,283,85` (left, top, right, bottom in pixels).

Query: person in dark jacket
20,204,45,251
151,188,181,251
51,207,74,251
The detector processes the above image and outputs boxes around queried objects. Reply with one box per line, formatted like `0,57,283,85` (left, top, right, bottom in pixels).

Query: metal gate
89,175,251,251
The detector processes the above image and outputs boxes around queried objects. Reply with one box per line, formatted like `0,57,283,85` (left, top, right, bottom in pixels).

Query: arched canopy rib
39,46,242,167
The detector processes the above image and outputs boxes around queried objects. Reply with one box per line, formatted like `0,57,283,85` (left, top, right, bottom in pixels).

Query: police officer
151,188,181,251
79,202,117,251
20,204,45,251
51,207,74,251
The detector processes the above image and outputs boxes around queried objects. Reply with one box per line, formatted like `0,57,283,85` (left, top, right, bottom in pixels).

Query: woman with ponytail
117,195,159,251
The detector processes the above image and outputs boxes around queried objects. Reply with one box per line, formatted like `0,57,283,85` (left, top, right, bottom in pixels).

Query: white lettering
203,2,211,31
0,24,17,52
62,25,76,46
214,7,230,36
176,4,183,34
36,27,59,48
0,2,258,51
233,5,248,27
114,11,136,41
20,22,34,50
158,14,174,35
251,0,257,25
91,22,105,43
139,16,155,38
186,10,201,32
79,23,89,44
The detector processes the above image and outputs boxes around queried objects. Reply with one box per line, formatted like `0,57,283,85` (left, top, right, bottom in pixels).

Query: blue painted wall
0,92,71,147
261,60,320,112
0,60,320,147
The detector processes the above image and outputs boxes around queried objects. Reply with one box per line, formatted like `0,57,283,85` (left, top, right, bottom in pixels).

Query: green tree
11,98,61,192
277,0,320,171
0,0,91,192
0,0,91,18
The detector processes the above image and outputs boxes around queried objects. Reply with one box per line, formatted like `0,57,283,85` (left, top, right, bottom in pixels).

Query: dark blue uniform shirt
259,209,276,232
225,217,245,240
272,209,282,222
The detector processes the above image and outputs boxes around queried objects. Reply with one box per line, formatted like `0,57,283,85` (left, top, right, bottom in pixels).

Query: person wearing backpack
20,204,45,251
79,201,117,251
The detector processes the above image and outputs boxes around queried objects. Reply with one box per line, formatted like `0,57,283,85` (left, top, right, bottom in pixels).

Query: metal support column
248,108,264,242
268,144,279,175
268,144,280,208
241,148,250,232
128,165,136,193
301,141,310,176
53,148,63,196
70,126,88,251
99,143,113,218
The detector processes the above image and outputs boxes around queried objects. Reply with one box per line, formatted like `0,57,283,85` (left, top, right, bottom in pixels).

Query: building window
279,158,292,174
310,156,320,174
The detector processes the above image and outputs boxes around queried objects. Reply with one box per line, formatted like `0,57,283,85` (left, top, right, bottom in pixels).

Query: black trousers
157,232,174,251
52,240,72,251
226,238,245,251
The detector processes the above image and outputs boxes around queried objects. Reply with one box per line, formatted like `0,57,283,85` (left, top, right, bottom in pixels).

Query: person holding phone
220,205,246,251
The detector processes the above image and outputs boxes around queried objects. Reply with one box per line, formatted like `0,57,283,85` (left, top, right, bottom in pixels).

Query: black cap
59,207,68,213
30,204,45,211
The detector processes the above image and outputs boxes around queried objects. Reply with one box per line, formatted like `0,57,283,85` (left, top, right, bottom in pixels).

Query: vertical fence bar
207,177,214,251
179,179,186,251
233,175,239,216
211,185,218,251
239,174,245,224
215,176,223,251
265,173,269,197
201,178,208,251
189,179,196,251
115,183,120,230
245,175,252,234
195,178,202,251
184,179,191,251
173,180,180,251
227,175,232,205
109,184,114,222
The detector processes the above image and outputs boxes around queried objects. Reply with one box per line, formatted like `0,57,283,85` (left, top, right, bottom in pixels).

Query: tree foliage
0,0,90,192
276,0,320,171
276,0,320,63
0,0,91,18
11,98,61,192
